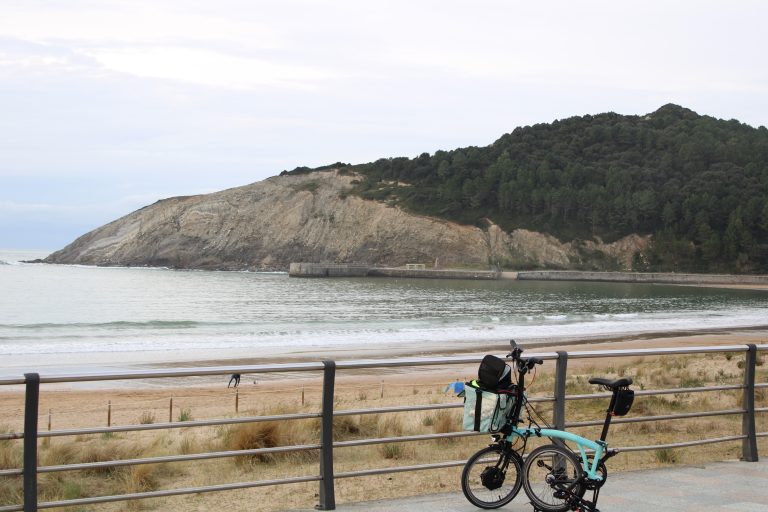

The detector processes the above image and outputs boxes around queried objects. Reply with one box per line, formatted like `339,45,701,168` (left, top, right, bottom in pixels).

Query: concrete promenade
296,460,768,511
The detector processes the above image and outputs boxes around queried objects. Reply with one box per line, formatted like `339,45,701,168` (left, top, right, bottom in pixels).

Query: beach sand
2,327,765,432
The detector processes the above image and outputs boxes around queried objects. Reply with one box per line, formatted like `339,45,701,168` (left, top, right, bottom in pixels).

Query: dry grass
138,411,156,424
228,421,283,464
0,349,766,510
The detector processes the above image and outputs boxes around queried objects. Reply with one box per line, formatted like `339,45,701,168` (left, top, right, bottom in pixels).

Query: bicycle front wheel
522,444,584,512
461,444,523,509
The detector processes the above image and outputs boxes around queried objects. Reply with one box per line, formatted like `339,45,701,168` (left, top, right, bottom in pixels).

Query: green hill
284,105,768,273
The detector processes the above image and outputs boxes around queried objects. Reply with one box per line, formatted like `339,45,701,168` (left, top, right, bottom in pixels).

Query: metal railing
0,344,765,511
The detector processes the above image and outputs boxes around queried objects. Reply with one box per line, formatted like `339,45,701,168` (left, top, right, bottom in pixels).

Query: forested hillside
320,105,768,273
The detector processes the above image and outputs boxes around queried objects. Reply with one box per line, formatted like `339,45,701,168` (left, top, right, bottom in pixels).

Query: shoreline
1,326,765,391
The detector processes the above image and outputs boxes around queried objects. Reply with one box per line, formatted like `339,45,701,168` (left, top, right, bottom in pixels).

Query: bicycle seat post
599,389,618,442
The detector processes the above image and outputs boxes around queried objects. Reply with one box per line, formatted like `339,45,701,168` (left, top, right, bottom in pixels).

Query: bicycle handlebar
506,339,543,374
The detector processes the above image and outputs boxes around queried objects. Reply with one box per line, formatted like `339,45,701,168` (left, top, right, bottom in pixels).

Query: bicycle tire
461,444,523,509
522,444,584,512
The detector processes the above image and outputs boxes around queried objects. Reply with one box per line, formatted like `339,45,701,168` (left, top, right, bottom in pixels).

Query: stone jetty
288,263,500,280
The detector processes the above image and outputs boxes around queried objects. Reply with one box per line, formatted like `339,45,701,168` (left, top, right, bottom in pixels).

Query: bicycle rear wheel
461,444,523,509
522,444,584,512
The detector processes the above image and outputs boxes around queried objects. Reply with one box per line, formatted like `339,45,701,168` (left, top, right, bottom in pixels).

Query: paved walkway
298,460,768,511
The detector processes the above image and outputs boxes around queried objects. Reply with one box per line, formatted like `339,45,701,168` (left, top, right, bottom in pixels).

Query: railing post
23,373,40,512
742,344,758,461
317,360,336,510
553,351,568,430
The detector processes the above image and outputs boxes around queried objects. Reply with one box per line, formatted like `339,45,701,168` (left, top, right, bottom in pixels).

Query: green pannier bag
463,383,516,433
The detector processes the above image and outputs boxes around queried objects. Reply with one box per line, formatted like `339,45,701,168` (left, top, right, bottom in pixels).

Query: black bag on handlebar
478,355,512,391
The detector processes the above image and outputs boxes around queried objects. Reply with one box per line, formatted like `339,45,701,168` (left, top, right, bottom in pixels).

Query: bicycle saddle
589,377,633,389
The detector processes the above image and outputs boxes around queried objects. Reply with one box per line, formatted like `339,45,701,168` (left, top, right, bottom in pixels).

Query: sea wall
367,268,500,280
289,263,500,280
516,271,768,285
288,262,370,277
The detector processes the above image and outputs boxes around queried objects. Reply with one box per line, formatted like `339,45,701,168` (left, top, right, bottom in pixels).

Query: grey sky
2,0,767,250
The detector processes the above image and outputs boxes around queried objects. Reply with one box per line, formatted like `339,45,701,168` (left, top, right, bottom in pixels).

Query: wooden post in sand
107,401,111,427
235,389,239,414
301,385,305,406
47,408,52,432
380,380,384,399
169,396,174,423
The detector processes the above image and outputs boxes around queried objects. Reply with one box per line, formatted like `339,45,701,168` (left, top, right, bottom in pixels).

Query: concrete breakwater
288,263,500,280
289,264,768,285
516,270,768,285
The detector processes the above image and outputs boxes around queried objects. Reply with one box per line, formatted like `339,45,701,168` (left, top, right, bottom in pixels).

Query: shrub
655,448,678,464
41,441,78,467
177,408,192,422
379,443,404,460
120,464,157,493
0,437,22,470
332,415,378,441
0,477,22,506
179,435,195,455
377,415,404,437
139,411,156,424
433,410,458,444
228,422,282,464
60,479,83,500
80,441,144,476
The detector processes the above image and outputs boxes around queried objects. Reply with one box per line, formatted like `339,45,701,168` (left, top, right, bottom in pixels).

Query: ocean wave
0,320,209,330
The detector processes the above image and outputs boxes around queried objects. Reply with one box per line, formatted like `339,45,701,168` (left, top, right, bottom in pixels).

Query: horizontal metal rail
0,474,323,512
335,431,480,449
333,403,459,417
564,384,745,402
565,408,745,428
2,342,762,387
0,425,483,479
565,344,753,360
334,459,467,479
0,361,326,385
0,443,323,477
0,398,558,441
616,434,747,452
0,411,322,440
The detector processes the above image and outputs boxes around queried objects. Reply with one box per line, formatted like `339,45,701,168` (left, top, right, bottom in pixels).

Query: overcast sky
2,0,767,250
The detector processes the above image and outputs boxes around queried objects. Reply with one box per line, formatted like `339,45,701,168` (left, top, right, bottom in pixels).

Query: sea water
1,249,768,372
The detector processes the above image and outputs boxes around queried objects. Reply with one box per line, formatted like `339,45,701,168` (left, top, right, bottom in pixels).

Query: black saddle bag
612,388,634,416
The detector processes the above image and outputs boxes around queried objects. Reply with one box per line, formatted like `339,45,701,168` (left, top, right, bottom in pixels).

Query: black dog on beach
228,374,241,388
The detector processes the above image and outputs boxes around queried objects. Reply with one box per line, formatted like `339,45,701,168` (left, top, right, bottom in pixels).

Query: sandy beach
2,327,766,430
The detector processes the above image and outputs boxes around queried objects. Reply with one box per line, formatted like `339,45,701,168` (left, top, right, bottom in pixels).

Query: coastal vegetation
286,104,768,273
1,351,765,510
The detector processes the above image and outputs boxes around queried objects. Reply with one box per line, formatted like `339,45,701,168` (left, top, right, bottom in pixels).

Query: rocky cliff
44,170,649,271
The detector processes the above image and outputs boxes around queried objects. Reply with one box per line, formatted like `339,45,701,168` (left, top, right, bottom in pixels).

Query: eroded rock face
45,170,648,271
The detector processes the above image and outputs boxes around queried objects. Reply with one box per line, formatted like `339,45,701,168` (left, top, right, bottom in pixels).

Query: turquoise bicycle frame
506,426,606,480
